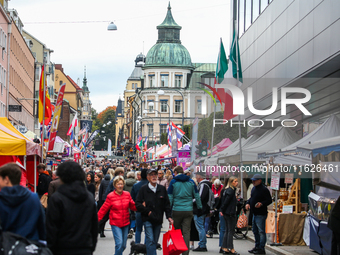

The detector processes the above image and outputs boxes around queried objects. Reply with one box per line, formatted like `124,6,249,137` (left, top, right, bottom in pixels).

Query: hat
251,174,263,181
194,171,205,177
184,170,191,174
147,168,158,175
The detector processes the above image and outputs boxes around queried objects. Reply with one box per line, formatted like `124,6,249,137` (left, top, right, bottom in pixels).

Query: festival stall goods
0,117,41,191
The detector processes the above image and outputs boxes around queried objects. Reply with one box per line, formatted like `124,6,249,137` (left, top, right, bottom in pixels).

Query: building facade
22,30,54,135
233,0,340,136
133,4,216,145
8,10,35,131
0,3,9,118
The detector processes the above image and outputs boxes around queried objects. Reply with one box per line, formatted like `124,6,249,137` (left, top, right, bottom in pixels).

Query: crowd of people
1,156,339,255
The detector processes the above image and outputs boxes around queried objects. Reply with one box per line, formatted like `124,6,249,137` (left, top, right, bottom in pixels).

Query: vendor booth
0,117,41,191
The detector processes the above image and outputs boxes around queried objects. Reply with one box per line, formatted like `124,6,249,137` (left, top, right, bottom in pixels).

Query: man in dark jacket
192,171,210,252
37,163,52,198
245,174,272,255
328,195,340,255
136,168,173,255
0,163,46,241
131,166,148,244
46,161,98,255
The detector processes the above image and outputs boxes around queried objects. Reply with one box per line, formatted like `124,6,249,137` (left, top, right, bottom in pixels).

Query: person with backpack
192,171,214,252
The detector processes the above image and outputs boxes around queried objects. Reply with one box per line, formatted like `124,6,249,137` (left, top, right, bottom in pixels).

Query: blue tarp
312,144,340,156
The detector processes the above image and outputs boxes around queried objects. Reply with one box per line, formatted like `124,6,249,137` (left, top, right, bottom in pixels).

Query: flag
171,122,185,139
136,133,142,151
70,130,74,147
144,136,148,150
167,124,172,148
216,38,228,84
85,130,99,147
229,30,243,83
67,112,78,136
108,139,112,154
38,65,52,125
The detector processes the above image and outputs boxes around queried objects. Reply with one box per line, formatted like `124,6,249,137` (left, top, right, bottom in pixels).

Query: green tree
197,111,247,146
92,107,116,150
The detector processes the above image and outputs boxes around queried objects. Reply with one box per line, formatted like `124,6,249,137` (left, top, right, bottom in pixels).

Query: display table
308,215,332,255
278,213,306,245
266,211,307,245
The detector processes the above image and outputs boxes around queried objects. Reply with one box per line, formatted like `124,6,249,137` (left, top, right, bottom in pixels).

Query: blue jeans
111,225,129,255
219,214,226,247
252,214,267,250
144,221,162,255
135,212,143,244
194,214,207,248
205,217,210,233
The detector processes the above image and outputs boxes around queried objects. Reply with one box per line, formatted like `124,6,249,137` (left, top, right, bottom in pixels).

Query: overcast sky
9,0,231,113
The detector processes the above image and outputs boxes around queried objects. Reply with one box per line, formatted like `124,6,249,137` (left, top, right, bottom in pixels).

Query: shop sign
8,105,22,112
284,173,294,184
270,172,280,190
282,205,293,214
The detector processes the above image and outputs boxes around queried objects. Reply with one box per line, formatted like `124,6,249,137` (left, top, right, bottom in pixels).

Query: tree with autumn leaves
92,106,116,150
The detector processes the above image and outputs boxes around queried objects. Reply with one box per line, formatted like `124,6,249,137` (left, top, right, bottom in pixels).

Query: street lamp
107,22,117,31
158,89,184,128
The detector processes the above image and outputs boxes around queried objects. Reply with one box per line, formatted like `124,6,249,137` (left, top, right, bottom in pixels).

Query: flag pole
41,64,46,163
234,1,244,199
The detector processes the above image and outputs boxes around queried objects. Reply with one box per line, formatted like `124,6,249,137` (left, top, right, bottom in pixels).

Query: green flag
216,38,228,84
229,30,243,83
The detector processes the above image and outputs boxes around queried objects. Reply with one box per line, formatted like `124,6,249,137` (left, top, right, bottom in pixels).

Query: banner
48,84,66,151
80,120,93,134
191,117,199,164
85,129,99,147
108,139,112,155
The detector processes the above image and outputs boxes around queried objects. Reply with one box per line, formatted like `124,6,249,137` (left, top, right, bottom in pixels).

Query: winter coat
131,178,148,201
157,177,168,190
0,185,46,241
168,174,202,212
246,183,272,215
135,184,171,225
98,190,137,228
86,182,95,197
124,178,137,193
193,180,211,215
99,174,111,204
46,181,98,255
48,178,62,198
37,172,52,197
220,187,237,216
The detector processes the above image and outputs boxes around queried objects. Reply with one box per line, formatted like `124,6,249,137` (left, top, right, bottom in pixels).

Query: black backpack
0,225,52,255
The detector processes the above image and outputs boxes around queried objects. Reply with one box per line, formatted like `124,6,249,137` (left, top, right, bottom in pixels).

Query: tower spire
82,65,89,92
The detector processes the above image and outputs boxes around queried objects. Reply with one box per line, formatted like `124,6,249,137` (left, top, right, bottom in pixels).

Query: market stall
0,117,41,191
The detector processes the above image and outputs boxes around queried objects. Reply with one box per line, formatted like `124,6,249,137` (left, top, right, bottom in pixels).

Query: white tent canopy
224,127,301,164
271,115,340,165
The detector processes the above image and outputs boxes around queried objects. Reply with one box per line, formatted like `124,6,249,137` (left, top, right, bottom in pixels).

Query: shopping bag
236,209,248,229
40,193,48,208
163,224,188,255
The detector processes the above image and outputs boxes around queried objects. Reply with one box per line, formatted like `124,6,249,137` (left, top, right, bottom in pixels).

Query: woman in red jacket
98,176,137,255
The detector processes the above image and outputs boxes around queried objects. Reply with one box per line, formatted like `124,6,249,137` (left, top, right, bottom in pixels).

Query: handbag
236,209,248,229
163,224,188,255
40,193,48,208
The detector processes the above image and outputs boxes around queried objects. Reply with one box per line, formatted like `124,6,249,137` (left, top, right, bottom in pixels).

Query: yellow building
123,53,144,146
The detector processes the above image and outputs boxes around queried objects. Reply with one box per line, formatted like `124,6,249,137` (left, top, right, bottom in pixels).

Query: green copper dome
144,3,193,69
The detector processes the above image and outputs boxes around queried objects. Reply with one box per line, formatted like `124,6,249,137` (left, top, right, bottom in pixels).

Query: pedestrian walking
46,161,98,255
245,174,272,255
157,169,168,189
220,176,239,255
168,166,202,255
98,176,137,255
135,168,173,255
37,163,52,198
86,172,95,197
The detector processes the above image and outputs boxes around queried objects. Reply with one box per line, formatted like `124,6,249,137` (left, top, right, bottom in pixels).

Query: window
252,0,260,22
239,0,245,36
197,100,201,114
175,101,181,113
148,100,154,112
245,0,252,31
160,125,167,134
175,75,182,87
148,125,154,137
260,0,268,12
161,75,168,87
161,101,168,112
149,75,155,87
132,83,134,89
